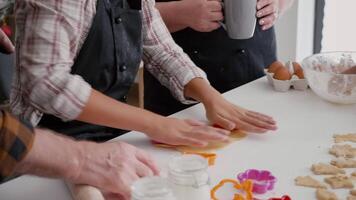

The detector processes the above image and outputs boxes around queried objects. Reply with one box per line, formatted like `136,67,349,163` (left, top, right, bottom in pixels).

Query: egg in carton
265,61,308,92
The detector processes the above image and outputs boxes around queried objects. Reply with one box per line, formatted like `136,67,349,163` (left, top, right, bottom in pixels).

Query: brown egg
268,61,284,73
292,62,302,72
295,69,305,79
273,67,291,80
292,62,304,79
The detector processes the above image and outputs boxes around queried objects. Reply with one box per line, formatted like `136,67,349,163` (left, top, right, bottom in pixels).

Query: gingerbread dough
329,144,356,158
324,175,354,189
311,163,345,175
350,189,356,196
334,133,356,143
331,158,356,168
294,176,326,189
316,189,338,200
348,196,356,200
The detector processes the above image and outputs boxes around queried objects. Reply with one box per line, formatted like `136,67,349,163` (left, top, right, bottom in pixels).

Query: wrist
64,140,88,182
142,113,167,136
185,78,222,105
175,0,192,27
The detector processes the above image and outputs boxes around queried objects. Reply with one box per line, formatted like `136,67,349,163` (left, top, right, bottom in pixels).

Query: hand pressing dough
329,144,356,158
316,189,338,200
324,175,354,189
311,163,345,175
176,130,247,153
295,176,326,189
331,158,356,168
334,133,356,143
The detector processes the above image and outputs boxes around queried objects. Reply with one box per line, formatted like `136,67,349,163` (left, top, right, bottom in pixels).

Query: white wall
322,0,356,52
275,0,315,62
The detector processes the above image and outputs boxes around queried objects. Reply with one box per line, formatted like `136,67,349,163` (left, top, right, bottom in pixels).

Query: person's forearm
156,1,189,33
77,89,164,134
14,129,86,180
184,78,222,105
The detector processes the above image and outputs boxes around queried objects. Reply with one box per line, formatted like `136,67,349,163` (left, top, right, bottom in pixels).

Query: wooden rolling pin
67,183,105,200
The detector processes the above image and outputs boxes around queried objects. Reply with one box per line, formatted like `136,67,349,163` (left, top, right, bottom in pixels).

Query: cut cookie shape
316,189,338,200
348,196,356,200
311,163,345,175
324,175,354,189
329,144,356,158
295,176,326,189
334,133,356,143
331,158,356,168
352,171,356,177
350,189,356,196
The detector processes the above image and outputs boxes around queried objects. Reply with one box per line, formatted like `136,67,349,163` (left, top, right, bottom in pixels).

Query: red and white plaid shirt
10,0,207,126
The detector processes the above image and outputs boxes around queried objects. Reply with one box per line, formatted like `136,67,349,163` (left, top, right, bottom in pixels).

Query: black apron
144,0,277,116
39,0,143,141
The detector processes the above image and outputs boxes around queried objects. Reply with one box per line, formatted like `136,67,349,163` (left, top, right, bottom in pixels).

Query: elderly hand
72,141,160,200
181,0,223,32
204,94,277,133
0,29,14,54
256,0,280,30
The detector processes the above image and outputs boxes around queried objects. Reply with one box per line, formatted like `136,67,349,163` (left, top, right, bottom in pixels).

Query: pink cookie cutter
237,169,277,194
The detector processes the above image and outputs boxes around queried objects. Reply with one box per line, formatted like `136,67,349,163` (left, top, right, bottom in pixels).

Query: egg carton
265,61,309,92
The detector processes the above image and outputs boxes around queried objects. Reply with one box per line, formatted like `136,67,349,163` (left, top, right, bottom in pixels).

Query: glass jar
131,176,176,200
168,155,211,200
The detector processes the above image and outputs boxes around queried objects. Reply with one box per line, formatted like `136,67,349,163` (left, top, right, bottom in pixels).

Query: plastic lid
131,177,175,200
169,155,208,174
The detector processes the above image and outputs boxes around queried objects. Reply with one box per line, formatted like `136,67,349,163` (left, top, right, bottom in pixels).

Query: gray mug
222,0,257,40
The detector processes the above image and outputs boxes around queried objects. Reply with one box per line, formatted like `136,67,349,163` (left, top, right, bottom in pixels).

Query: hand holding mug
182,0,223,32
256,0,280,30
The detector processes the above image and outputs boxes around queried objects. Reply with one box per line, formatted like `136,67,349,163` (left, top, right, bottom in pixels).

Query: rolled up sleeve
142,0,208,104
11,0,93,124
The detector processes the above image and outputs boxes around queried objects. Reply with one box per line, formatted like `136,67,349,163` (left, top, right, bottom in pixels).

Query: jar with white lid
168,155,211,200
131,176,176,200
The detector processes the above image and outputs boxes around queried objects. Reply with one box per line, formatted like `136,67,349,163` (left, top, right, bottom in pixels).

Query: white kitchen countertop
1,77,356,200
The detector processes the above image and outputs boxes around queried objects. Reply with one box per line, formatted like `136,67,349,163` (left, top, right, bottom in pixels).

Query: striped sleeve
141,0,208,104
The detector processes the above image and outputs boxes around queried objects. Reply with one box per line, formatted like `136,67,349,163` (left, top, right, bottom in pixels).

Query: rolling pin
67,183,105,200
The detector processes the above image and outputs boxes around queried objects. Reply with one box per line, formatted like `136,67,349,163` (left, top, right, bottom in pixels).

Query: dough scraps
324,175,354,189
350,189,356,196
316,189,338,200
331,158,356,168
329,144,356,158
294,176,326,189
334,133,356,143
352,171,356,177
311,163,345,175
348,196,356,200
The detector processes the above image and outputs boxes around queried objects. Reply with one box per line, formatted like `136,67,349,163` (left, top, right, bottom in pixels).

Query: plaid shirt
0,110,34,183
10,0,207,126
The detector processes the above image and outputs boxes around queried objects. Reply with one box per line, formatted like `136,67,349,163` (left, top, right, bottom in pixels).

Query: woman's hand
146,117,230,147
256,0,280,30
204,94,277,133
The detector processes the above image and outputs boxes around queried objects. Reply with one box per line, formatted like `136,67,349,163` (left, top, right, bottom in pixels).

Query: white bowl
302,52,356,104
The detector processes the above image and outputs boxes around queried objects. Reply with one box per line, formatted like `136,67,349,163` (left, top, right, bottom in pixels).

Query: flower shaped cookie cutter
237,169,277,194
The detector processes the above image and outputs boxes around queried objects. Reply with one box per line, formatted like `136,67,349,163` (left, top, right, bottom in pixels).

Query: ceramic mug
222,0,257,40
